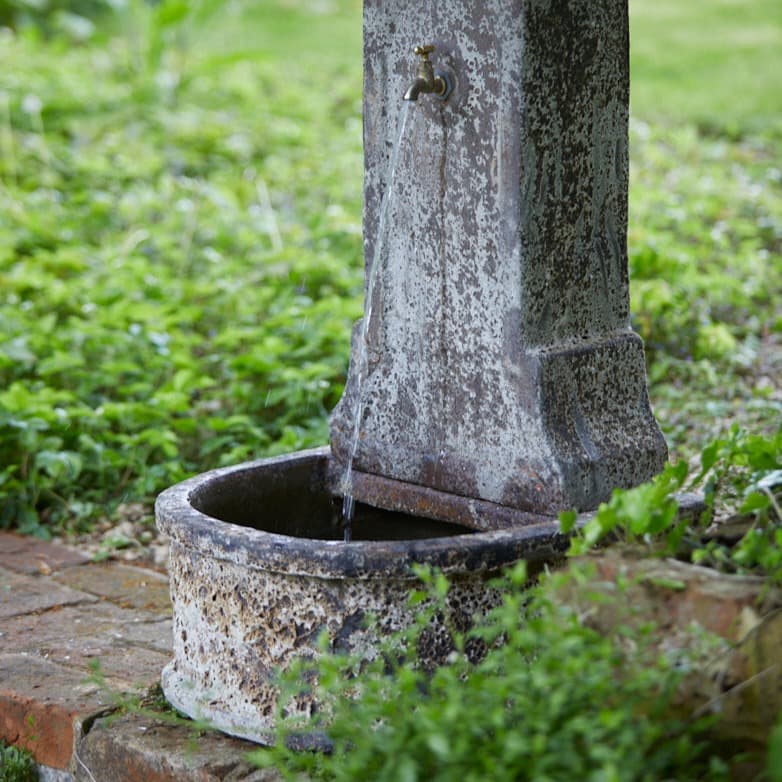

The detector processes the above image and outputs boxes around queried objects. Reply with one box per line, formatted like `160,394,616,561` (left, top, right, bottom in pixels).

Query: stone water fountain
156,0,669,744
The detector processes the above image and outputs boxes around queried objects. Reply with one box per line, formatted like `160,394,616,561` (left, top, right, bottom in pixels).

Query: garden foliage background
0,0,780,538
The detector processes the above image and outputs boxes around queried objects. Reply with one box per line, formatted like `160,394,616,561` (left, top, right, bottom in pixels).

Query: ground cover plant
253,562,732,782
0,1,365,535
0,741,37,782
255,427,781,782
0,0,779,537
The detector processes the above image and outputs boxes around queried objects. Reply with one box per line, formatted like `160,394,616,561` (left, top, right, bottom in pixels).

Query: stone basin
155,447,568,744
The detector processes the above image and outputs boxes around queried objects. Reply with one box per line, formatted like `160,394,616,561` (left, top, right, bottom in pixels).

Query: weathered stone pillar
330,0,667,517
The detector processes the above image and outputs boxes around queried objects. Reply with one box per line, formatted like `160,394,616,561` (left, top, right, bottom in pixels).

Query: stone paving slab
53,561,172,616
21,635,168,692
0,567,98,620
0,533,285,780
0,653,114,769
72,713,282,782
0,531,88,575
68,644,171,691
0,540,177,773
0,601,172,656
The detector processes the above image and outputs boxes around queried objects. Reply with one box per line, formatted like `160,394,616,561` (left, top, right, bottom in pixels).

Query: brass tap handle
414,44,435,60
404,43,452,101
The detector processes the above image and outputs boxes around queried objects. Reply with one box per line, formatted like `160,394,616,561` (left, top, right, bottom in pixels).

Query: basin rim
155,447,566,579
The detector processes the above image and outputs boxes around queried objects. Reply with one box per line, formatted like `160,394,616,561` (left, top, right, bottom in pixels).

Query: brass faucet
403,44,452,101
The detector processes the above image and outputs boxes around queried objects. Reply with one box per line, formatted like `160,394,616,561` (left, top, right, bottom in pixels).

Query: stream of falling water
340,101,412,543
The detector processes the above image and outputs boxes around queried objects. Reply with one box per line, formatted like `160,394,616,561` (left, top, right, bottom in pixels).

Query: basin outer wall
155,448,567,744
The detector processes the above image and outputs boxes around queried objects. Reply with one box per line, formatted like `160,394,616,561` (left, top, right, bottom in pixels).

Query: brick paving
0,531,281,781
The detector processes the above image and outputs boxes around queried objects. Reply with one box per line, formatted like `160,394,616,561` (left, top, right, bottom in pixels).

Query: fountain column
330,0,667,518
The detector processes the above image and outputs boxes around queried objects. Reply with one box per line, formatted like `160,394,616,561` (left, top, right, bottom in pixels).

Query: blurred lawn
199,0,781,133
1,0,779,533
188,0,362,70
630,0,782,133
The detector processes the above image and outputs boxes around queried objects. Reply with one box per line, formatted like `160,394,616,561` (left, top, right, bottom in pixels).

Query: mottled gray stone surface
330,0,667,513
155,449,568,743
38,766,73,782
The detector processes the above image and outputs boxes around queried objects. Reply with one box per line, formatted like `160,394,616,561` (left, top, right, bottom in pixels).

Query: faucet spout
403,76,430,102
403,44,452,102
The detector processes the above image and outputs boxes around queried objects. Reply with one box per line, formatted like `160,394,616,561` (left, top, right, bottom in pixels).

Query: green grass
192,0,362,68
0,15,365,534
630,0,782,133
98,0,782,131
0,0,779,535
144,0,782,132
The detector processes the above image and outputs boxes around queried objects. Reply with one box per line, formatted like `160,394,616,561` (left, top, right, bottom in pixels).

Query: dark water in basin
189,459,474,542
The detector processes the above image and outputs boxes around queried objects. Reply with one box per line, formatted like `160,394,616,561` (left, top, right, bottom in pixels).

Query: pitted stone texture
155,451,560,744
163,537,503,744
330,0,666,513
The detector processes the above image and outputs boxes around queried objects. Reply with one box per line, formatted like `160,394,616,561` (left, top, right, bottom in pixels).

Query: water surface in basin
189,462,475,542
